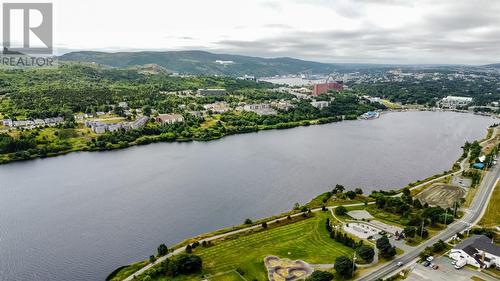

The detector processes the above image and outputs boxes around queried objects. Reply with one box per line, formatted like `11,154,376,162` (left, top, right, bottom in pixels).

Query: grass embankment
107,261,149,281
150,212,354,281
478,180,500,228
305,192,370,209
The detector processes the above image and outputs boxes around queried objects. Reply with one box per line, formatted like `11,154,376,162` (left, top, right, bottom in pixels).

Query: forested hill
483,63,500,69
59,50,355,76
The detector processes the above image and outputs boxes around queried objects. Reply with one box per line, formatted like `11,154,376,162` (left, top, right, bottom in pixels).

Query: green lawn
479,181,500,228
152,212,354,281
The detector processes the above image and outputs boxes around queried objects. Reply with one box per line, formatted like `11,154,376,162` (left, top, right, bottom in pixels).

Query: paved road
356,158,500,281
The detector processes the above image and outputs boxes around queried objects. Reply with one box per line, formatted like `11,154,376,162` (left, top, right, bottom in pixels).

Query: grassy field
151,212,354,281
478,180,500,228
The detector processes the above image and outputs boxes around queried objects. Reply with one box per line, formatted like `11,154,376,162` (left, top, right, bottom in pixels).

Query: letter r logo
3,3,53,54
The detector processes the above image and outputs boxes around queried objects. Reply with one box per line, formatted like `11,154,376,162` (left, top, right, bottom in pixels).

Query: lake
0,111,495,281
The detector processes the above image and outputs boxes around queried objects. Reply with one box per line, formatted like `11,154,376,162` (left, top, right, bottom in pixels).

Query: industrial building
311,81,344,96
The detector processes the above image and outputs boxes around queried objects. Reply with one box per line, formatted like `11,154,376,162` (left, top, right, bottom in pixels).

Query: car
426,256,434,262
432,264,439,270
423,261,431,267
397,261,404,266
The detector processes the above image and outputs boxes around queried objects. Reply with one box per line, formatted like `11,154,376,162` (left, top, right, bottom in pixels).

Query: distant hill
482,63,500,69
59,50,373,77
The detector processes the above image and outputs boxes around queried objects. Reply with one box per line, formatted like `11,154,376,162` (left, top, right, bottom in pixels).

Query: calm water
0,111,495,281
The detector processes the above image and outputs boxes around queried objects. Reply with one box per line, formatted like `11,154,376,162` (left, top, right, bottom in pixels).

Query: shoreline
1,109,496,166
108,123,498,281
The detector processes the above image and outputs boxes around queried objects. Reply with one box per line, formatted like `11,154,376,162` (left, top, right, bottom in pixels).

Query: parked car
426,256,434,262
423,261,431,267
397,261,404,266
432,264,439,270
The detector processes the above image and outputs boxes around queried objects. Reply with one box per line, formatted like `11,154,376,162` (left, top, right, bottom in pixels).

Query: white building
243,103,276,115
2,119,12,127
449,235,500,269
440,96,473,109
155,114,184,124
311,101,330,109
203,102,230,113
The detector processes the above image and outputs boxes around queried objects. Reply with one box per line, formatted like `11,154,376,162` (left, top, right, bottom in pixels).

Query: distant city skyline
46,0,500,64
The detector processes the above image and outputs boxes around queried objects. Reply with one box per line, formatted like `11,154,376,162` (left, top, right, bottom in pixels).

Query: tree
354,188,363,195
335,206,347,216
261,222,268,228
333,184,345,194
356,245,375,262
176,254,203,274
143,105,152,116
244,218,253,224
376,236,396,259
185,244,192,253
432,240,446,253
346,190,357,199
376,236,391,251
158,243,169,256
149,255,156,263
334,256,356,278
403,226,416,238
306,271,334,281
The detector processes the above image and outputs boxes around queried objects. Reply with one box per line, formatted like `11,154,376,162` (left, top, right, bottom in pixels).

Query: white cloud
50,0,500,64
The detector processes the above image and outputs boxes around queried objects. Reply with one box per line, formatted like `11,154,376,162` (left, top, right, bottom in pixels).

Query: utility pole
352,252,356,275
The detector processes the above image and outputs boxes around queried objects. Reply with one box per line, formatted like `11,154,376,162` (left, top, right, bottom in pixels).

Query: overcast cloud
51,0,500,64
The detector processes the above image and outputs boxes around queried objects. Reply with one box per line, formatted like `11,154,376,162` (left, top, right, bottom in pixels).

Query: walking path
124,128,498,281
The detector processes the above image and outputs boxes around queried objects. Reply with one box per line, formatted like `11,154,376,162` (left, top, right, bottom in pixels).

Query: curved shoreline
2,109,495,166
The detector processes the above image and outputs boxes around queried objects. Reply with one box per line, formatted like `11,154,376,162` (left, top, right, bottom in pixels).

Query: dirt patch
415,184,465,208
264,256,313,281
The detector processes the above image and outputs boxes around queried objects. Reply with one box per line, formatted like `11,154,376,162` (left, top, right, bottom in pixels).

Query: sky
8,0,500,64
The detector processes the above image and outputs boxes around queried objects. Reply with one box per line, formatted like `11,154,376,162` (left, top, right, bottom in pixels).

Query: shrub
335,206,348,216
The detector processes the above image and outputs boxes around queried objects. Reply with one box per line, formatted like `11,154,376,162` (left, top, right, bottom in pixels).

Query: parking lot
405,256,497,281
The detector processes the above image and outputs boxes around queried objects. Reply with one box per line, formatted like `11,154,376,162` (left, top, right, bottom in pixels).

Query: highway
356,159,500,281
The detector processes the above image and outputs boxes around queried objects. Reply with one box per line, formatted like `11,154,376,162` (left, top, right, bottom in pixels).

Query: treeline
139,254,202,281
351,76,500,106
370,188,456,241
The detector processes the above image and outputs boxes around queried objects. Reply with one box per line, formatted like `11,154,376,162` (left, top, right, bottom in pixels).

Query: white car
397,261,404,266
451,260,456,265
426,256,434,262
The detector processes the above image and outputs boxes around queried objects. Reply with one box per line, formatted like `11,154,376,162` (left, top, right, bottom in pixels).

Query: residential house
449,235,500,269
